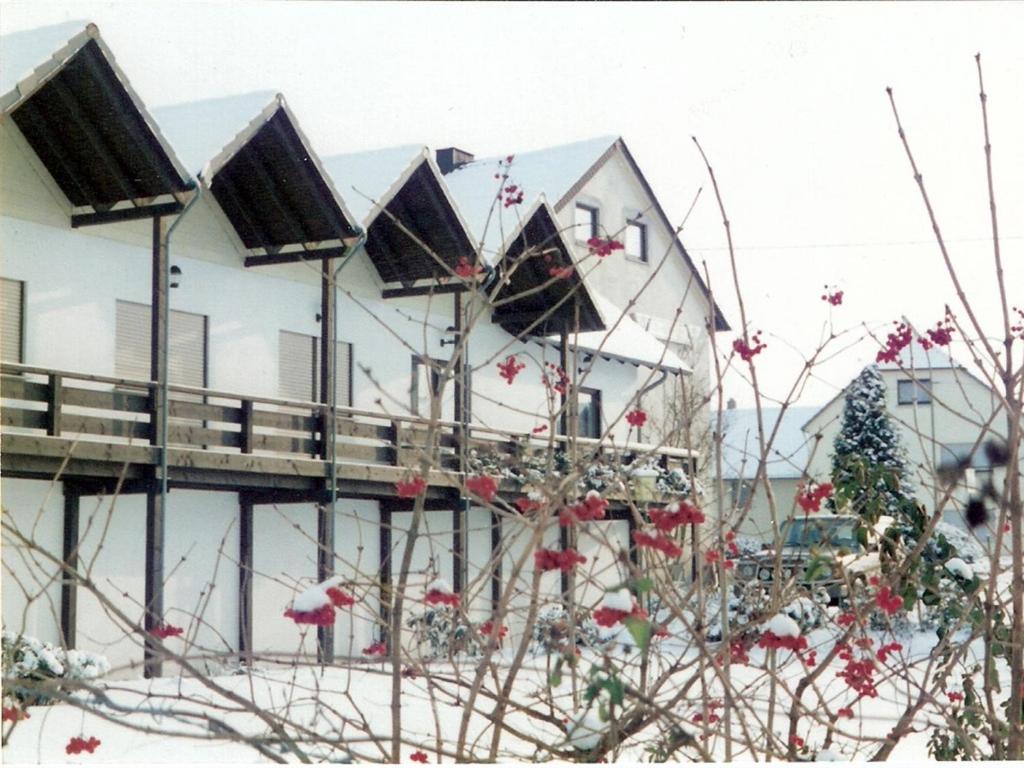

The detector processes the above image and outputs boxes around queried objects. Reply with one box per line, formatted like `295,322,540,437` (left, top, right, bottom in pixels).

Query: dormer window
575,203,599,241
625,218,648,262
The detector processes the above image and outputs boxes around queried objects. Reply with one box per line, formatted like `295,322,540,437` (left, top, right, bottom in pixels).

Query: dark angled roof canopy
154,92,361,265
323,147,475,287
491,200,604,337
1,22,194,223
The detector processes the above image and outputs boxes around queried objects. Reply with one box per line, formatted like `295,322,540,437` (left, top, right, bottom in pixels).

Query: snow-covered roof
539,292,690,374
321,145,427,224
719,406,821,481
153,91,280,178
444,136,616,259
876,344,959,372
1,21,192,190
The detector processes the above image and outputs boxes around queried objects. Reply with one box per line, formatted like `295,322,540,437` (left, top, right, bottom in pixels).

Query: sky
3,1,1022,410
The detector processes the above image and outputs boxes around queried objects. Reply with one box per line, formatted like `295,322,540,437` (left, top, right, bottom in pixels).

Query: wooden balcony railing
0,362,695,495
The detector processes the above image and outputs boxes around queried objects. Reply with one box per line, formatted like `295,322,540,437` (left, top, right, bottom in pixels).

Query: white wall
1,478,64,644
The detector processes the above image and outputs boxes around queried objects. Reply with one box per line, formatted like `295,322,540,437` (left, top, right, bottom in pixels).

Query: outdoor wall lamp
169,265,182,289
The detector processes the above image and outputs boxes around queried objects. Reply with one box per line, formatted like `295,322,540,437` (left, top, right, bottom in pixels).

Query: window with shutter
115,300,206,386
1,278,24,363
278,330,353,406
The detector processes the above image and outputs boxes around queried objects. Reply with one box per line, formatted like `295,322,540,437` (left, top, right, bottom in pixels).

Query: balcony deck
1,362,694,504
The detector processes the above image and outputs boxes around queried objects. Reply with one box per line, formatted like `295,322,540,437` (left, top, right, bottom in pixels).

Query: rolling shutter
278,330,353,406
115,300,206,386
1,278,24,363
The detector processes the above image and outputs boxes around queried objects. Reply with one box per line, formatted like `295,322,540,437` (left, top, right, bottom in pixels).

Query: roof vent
436,147,474,175
727,397,737,410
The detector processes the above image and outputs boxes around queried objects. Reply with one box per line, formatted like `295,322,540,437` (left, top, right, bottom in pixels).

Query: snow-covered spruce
2,632,110,705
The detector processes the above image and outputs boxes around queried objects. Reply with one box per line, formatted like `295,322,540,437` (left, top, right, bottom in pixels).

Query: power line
687,235,1023,252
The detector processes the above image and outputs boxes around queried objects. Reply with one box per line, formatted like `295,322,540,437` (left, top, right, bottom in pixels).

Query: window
1,278,24,363
115,300,206,387
278,330,352,406
625,219,648,262
574,203,599,241
897,378,932,405
577,387,602,439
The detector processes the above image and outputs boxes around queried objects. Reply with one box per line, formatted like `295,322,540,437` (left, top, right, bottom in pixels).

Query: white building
0,22,727,675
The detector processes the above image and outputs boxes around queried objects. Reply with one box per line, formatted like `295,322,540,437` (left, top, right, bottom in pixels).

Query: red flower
534,547,587,572
625,409,647,428
149,623,183,639
837,707,854,718
559,491,609,526
2,706,28,723
479,620,509,640
410,750,430,763
796,481,834,514
65,736,101,755
363,641,387,656
586,237,625,258
633,530,682,558
837,612,856,627
876,321,913,364
497,355,526,385
733,331,767,362
875,585,904,616
396,476,427,498
465,474,498,503
325,586,355,608
454,256,483,279
648,502,705,531
284,604,335,626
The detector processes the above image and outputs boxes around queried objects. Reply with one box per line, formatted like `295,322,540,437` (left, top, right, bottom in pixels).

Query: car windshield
783,518,861,550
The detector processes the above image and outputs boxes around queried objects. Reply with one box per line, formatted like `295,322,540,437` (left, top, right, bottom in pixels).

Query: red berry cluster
593,601,647,628
425,588,460,608
625,408,647,428
497,355,526,385
465,474,498,503
542,362,570,394
648,502,705,531
2,706,29,723
876,321,913,364
534,547,587,572
733,331,767,362
918,312,955,350
395,476,427,498
66,736,101,755
559,492,608,526
586,237,624,258
1012,307,1024,341
875,584,904,616
479,620,509,640
149,623,184,639
410,750,430,763
363,641,387,656
454,255,483,279
876,641,903,663
632,531,683,559
821,285,844,305
548,265,574,280
796,481,834,514
835,642,879,698
757,631,809,654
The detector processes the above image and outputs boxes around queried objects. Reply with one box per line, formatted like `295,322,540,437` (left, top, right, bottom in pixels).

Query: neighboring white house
803,347,1009,537
719,403,821,542
0,22,727,675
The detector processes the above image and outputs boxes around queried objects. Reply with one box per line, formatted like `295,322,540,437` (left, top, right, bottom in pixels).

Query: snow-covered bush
406,606,472,659
530,604,602,654
783,595,827,632
931,521,985,564
2,631,110,705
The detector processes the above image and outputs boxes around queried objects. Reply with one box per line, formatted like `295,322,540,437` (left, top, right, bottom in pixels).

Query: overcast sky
3,2,1022,409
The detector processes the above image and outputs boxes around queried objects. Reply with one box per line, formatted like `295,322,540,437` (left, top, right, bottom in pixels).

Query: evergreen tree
829,365,915,525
